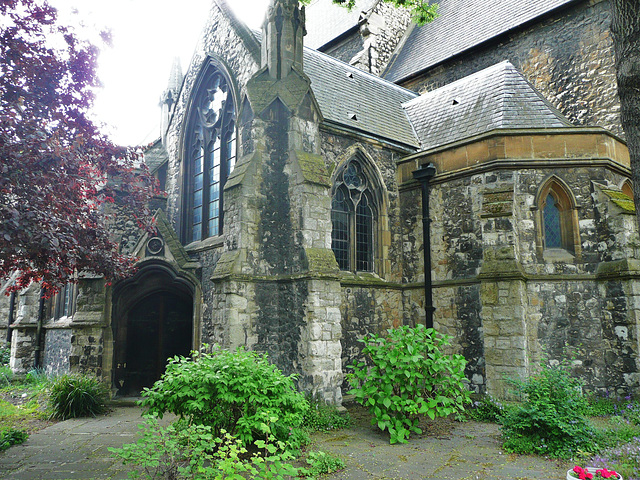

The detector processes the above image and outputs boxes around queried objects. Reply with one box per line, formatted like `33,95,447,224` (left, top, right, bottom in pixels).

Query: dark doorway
122,292,192,394
112,263,195,396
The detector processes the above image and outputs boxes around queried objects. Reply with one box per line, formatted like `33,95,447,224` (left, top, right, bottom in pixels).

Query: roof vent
348,113,357,121
452,98,460,105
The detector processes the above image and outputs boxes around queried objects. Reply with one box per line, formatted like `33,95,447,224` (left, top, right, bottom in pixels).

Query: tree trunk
611,0,640,227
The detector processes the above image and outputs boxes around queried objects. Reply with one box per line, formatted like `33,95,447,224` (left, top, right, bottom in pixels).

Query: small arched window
184,61,236,244
622,180,633,199
535,177,580,259
331,159,377,272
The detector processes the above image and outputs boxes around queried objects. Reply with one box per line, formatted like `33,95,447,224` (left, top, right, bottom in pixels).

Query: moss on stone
305,247,339,273
602,189,636,213
294,150,331,186
211,251,241,279
596,258,640,278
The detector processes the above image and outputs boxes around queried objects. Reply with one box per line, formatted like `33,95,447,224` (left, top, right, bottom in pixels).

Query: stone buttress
211,0,343,404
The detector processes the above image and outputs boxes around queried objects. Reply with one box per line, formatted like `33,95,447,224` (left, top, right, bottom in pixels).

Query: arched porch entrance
111,261,197,396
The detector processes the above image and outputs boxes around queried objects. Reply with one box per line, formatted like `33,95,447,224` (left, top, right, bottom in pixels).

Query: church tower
211,0,343,403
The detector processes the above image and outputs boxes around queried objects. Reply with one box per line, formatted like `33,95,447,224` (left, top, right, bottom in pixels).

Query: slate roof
304,48,419,147
402,61,572,151
384,0,578,83
305,0,378,50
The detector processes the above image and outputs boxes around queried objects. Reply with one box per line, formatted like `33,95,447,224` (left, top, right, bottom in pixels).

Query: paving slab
0,405,573,479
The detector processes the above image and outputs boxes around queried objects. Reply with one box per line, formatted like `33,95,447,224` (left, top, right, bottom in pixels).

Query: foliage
464,394,507,423
329,0,438,25
347,325,471,444
110,416,301,480
140,347,309,449
587,435,640,480
0,426,28,451
585,392,623,417
501,361,595,459
302,450,345,478
0,0,155,292
48,374,109,420
302,398,351,432
25,368,49,387
0,344,10,366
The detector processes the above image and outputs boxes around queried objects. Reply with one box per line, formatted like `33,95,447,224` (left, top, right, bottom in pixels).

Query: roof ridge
402,60,513,107
304,47,419,98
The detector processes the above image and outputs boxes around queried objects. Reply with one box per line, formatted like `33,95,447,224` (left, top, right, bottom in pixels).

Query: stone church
2,0,638,402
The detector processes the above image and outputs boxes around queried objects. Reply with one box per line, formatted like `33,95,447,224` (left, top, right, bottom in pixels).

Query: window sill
543,248,575,264
185,235,224,253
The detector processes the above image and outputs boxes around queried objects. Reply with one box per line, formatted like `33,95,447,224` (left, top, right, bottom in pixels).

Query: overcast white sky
50,0,270,146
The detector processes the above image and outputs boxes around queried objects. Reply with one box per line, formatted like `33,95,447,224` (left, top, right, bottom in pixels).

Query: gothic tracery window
185,64,236,243
535,177,580,259
331,159,376,272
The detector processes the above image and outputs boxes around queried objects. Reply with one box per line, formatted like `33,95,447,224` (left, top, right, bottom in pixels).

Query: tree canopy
0,0,156,293
330,0,438,24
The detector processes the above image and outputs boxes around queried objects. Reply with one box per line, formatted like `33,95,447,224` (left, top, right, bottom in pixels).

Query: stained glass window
543,193,562,248
331,159,376,272
185,64,236,243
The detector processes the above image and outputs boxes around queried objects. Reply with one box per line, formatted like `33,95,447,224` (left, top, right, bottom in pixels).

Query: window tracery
331,159,375,272
184,64,236,243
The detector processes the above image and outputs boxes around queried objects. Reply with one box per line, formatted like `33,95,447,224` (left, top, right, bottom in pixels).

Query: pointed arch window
184,63,236,244
331,160,376,272
535,177,581,260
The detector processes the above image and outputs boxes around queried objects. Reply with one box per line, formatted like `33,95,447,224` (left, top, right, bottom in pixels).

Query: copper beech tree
0,0,156,294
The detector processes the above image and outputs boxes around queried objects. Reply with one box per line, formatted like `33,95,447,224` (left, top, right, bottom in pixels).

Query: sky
49,0,271,146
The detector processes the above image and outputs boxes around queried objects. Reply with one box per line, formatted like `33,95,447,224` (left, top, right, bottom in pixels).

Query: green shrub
25,368,49,387
347,325,471,444
48,374,109,420
0,427,28,451
140,347,309,449
0,343,10,366
302,399,351,432
0,365,13,386
501,361,594,459
464,394,507,422
303,450,345,477
110,416,301,480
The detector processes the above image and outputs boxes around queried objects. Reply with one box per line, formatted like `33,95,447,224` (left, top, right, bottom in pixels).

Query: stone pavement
0,405,571,480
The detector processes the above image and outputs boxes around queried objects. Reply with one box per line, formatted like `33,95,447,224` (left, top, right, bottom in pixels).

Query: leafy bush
464,394,507,422
48,374,109,420
0,343,10,366
0,427,28,451
347,325,471,444
0,365,13,386
140,347,309,448
25,368,49,387
303,450,345,477
110,416,301,480
302,399,351,432
501,361,594,459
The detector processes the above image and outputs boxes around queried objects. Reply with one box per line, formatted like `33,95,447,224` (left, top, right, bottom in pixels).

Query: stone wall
323,1,411,75
401,0,622,136
397,129,638,395
43,327,71,376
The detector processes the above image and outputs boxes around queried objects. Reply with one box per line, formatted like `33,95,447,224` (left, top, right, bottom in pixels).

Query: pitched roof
384,0,577,83
305,0,378,49
402,61,572,151
304,48,419,147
